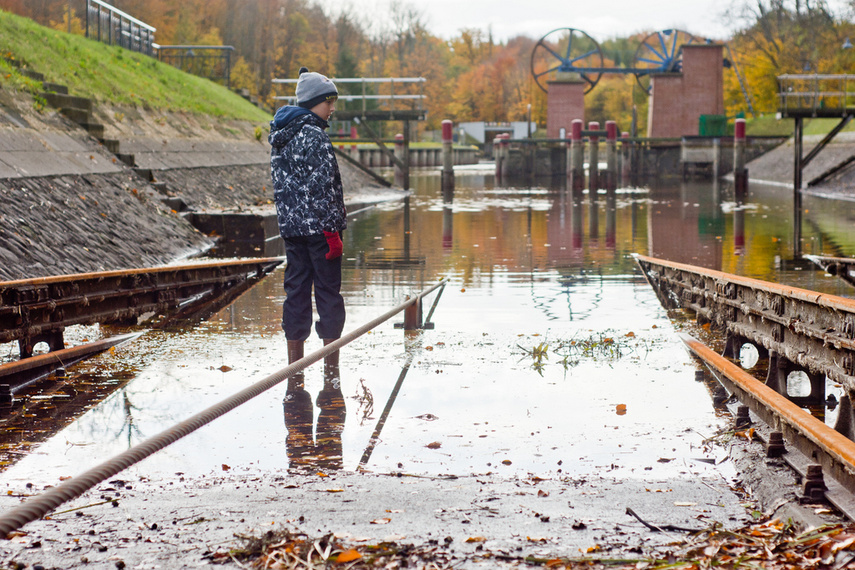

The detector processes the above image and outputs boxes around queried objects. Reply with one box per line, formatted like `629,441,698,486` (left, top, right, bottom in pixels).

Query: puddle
0,171,853,488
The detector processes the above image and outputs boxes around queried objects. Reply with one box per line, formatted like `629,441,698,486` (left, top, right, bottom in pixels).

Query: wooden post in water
734,118,747,202
605,121,617,192
493,136,503,184
394,133,405,188
568,119,584,195
441,120,454,195
499,133,510,181
588,121,600,194
620,132,631,187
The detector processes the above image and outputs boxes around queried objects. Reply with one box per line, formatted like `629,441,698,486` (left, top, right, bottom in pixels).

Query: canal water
1,168,854,489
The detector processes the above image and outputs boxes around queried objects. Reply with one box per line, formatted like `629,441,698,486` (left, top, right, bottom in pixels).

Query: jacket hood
271,105,311,131
268,105,328,148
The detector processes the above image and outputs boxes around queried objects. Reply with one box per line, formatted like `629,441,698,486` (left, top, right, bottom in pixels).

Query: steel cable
0,279,446,536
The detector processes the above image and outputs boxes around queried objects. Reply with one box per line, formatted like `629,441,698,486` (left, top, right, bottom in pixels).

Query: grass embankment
745,113,855,137
0,9,270,122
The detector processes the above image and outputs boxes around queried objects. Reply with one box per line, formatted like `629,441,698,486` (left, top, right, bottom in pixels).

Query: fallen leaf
538,490,549,497
465,536,486,543
426,442,442,449
370,518,391,525
222,464,230,471
658,458,674,463
502,459,512,465
625,331,636,337
616,404,627,415
527,537,547,543
326,489,345,493
336,550,362,563
218,365,233,372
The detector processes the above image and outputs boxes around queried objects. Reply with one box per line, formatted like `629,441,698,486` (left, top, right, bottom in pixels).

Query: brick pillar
647,44,724,138
547,79,586,139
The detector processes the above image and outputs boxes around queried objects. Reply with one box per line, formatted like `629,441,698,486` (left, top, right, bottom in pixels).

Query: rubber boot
286,339,305,391
316,338,345,470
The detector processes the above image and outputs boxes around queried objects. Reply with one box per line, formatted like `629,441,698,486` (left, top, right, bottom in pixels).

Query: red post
588,121,600,194
568,119,584,194
441,119,454,194
394,134,405,187
605,120,617,191
734,118,747,202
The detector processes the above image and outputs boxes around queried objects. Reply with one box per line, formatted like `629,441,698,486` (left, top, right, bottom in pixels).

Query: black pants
281,234,345,341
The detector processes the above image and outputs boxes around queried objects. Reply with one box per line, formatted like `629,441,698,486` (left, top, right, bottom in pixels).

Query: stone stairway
32,73,176,203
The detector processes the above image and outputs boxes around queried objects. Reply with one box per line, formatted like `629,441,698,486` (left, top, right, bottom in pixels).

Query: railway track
0,258,282,358
635,254,855,503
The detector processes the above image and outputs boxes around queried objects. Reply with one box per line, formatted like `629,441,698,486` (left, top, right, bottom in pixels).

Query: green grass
0,9,270,122
744,113,855,137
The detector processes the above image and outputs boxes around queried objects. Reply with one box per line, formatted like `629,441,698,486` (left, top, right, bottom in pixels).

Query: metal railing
155,45,235,88
778,74,855,116
272,77,426,114
0,279,447,535
84,0,156,56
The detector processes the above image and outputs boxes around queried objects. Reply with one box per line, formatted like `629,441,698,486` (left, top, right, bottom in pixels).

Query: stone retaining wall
0,89,399,282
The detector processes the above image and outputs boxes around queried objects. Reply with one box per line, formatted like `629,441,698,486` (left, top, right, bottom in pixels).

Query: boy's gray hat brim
296,69,338,109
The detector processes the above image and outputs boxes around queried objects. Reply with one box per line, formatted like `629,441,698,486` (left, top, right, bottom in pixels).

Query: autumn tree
724,0,844,115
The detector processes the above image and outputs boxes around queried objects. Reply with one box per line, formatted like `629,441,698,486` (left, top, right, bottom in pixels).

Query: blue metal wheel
531,28,604,94
632,29,700,94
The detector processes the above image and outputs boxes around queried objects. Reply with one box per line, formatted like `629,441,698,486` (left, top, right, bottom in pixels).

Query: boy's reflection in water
283,344,345,470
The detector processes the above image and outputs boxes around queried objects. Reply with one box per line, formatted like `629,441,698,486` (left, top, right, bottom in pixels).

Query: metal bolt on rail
766,431,786,458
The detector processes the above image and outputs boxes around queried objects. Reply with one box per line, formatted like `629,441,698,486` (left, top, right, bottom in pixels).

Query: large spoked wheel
632,29,700,94
531,28,604,94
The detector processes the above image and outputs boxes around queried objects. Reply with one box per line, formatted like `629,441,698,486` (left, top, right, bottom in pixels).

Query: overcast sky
324,0,852,42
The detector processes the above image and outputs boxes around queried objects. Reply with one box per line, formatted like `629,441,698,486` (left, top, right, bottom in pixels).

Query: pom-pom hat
296,67,338,109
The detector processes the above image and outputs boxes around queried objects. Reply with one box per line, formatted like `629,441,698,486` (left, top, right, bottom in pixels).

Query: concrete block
42,82,68,95
60,107,91,124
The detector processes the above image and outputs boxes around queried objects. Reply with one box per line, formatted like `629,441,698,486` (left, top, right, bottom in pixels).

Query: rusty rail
0,258,282,357
633,254,855,396
0,332,141,395
806,255,855,289
681,333,855,498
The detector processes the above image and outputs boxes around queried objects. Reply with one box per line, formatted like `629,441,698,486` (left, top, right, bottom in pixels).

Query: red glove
323,231,343,260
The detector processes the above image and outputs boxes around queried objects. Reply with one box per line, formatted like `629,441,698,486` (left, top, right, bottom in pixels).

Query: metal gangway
272,76,427,122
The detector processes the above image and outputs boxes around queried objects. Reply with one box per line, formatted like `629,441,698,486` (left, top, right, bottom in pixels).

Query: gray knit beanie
296,67,338,109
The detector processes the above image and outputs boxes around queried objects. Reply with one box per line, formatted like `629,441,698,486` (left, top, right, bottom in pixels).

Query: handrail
87,0,155,32
0,279,448,535
272,77,425,84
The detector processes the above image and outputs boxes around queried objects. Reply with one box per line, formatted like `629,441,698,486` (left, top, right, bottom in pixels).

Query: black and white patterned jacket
269,106,346,239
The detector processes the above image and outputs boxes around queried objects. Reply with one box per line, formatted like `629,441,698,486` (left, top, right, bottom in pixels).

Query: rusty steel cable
0,279,447,536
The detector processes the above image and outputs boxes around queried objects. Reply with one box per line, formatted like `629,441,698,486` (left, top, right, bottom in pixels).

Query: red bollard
734,118,748,202
605,121,617,192
588,121,600,194
394,133,405,187
568,119,584,195
441,119,454,194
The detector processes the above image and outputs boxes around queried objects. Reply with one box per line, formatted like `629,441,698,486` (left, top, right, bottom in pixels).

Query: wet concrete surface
0,469,750,569
2,169,855,566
